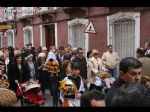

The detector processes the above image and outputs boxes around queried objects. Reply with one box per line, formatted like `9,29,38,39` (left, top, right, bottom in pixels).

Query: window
68,18,89,56
107,12,140,59
24,29,31,46
112,19,135,58
7,31,14,47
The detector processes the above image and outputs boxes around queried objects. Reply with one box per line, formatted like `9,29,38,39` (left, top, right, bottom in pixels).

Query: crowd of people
0,41,150,107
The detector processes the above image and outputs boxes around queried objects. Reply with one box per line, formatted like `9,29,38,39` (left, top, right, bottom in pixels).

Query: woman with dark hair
9,53,31,92
9,53,31,106
64,62,85,98
59,60,71,80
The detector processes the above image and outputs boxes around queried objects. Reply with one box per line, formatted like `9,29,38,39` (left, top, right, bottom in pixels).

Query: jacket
105,77,126,106
88,57,106,84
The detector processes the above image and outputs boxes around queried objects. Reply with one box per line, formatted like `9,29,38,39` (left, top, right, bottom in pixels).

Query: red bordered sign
84,21,96,34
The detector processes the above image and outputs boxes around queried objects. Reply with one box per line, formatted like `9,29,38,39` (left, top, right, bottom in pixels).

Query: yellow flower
59,80,67,90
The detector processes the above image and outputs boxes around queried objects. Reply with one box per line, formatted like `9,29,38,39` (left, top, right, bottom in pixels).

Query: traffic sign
84,22,96,34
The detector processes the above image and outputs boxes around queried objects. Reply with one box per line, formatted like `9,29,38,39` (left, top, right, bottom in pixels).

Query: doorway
45,24,55,50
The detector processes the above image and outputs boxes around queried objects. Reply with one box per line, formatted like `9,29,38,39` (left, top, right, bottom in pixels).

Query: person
102,45,120,79
42,47,48,57
9,53,31,106
64,44,72,60
36,52,48,98
60,62,85,107
105,57,142,106
37,46,42,56
72,48,87,90
71,48,77,61
0,58,9,89
46,46,56,61
56,46,70,72
8,46,14,65
144,41,150,58
10,53,31,87
27,43,36,62
141,76,150,87
80,89,105,107
136,48,150,76
3,48,10,74
60,60,72,80
25,54,38,81
64,62,85,95
86,50,93,89
111,83,150,106
44,57,60,107
88,49,107,91
0,88,17,107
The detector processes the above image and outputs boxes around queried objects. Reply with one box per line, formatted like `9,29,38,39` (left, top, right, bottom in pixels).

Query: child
60,62,85,107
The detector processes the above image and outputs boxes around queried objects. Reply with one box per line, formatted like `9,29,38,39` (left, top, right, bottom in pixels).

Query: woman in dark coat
9,53,31,92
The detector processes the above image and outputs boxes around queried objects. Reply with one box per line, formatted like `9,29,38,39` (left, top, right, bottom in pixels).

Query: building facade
0,7,150,59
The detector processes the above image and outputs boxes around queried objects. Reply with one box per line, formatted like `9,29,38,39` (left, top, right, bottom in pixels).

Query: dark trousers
49,74,59,107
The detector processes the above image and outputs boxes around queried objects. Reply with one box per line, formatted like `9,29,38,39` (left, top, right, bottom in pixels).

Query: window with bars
112,18,135,59
24,29,32,46
7,31,13,47
71,23,86,54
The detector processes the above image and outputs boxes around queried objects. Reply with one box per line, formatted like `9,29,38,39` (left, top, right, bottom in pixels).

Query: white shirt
5,58,10,73
145,49,150,55
46,51,56,61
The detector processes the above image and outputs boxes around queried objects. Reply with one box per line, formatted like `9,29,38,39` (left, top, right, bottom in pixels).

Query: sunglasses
94,53,99,55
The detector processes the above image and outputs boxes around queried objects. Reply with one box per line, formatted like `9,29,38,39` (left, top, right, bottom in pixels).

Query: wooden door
45,24,55,50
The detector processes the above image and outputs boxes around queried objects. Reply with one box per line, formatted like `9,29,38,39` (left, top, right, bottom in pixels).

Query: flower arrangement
59,79,75,95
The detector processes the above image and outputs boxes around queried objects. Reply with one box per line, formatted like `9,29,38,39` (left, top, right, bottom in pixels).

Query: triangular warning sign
84,22,96,34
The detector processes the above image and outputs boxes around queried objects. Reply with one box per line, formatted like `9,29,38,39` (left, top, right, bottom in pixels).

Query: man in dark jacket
56,46,70,70
72,48,87,90
105,57,142,106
